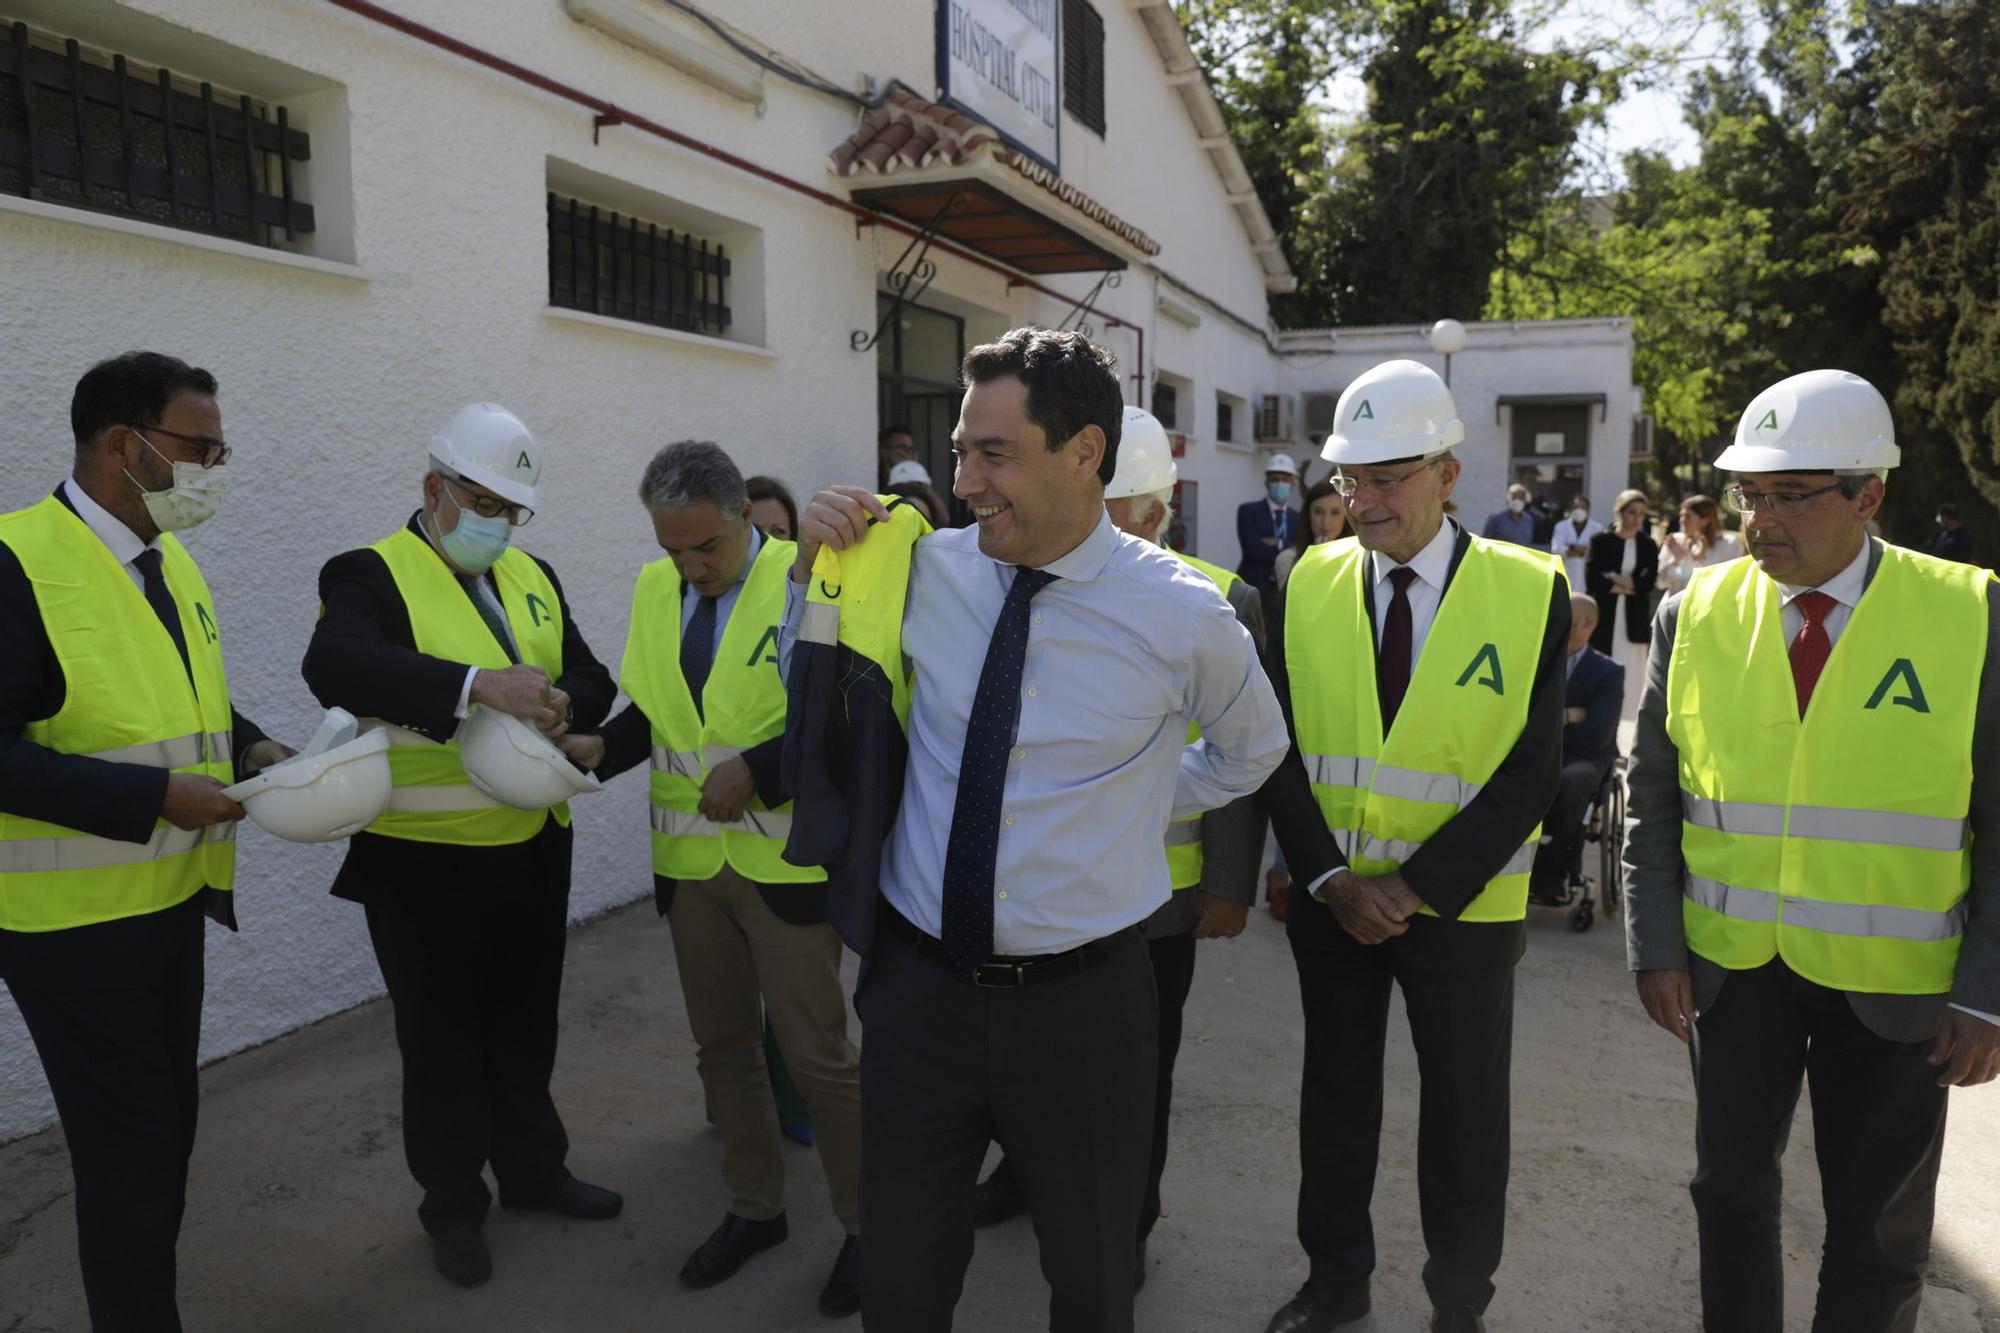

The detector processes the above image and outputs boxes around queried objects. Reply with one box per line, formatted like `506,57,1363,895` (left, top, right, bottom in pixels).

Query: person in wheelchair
1530,593,1623,905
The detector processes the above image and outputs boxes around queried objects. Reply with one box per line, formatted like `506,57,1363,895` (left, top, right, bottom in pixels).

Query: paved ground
2,889,1996,1332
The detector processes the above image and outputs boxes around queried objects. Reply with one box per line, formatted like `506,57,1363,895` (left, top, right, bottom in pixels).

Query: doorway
876,295,967,525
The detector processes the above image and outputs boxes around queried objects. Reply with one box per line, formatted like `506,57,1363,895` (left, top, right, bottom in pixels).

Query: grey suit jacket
1623,538,2000,1042
1144,578,1267,939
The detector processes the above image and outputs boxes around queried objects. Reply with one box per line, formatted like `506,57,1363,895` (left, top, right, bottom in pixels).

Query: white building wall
0,0,1294,1136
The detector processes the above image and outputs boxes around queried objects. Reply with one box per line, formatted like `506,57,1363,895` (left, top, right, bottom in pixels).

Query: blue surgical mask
432,484,513,573
1267,481,1293,504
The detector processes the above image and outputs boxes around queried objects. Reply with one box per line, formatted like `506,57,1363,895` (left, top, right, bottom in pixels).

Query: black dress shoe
433,1224,492,1288
1132,1238,1148,1292
1430,1307,1486,1333
510,1175,624,1219
680,1211,789,1289
818,1234,862,1318
970,1162,1026,1229
1264,1281,1370,1332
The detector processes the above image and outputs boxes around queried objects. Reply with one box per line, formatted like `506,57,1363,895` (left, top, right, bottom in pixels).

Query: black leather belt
882,903,1131,989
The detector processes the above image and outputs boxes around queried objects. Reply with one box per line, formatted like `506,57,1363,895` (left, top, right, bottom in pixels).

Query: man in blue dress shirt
783,329,1288,1332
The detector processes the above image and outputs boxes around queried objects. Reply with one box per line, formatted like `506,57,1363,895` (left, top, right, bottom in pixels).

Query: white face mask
1571,507,1589,526
127,432,229,532
1507,497,1527,514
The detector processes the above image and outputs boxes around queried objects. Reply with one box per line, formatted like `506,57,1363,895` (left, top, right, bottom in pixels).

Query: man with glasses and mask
302,403,622,1288
1624,370,2000,1332
1260,359,1568,1333
0,351,296,1330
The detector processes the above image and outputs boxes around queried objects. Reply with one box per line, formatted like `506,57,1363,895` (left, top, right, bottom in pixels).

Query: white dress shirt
62,477,156,588
781,512,1288,955
1781,538,1996,1027
1552,515,1602,589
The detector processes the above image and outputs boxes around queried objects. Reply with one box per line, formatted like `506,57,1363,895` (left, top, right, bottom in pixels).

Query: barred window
547,192,731,339
0,21,313,243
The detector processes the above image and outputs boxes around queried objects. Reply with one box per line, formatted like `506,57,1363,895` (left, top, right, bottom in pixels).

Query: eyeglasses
443,475,534,527
130,424,231,469
1332,458,1439,499
1722,481,1846,518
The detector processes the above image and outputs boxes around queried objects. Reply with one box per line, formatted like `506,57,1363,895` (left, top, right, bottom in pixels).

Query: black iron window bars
548,192,731,338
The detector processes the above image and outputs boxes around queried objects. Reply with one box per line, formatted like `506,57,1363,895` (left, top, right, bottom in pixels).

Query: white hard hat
1105,406,1178,499
1264,453,1298,476
1715,370,1900,473
221,728,392,843
428,403,543,509
1320,359,1465,466
886,459,932,487
458,707,600,809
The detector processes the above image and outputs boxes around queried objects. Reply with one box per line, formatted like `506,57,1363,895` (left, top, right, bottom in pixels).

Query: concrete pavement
2,893,1995,1332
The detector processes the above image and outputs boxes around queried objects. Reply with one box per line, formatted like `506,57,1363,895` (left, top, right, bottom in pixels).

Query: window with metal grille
1063,0,1105,137
1216,395,1236,443
547,192,732,339
0,21,312,244
1151,381,1178,430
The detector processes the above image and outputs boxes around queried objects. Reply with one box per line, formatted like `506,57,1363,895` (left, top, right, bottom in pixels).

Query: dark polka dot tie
939,566,1058,974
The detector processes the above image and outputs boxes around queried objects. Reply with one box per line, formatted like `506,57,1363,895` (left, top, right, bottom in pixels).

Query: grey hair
639,440,747,516
1133,486,1175,544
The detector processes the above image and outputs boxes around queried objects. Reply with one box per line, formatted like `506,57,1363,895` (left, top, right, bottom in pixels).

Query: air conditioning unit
1254,393,1295,443
1302,390,1344,446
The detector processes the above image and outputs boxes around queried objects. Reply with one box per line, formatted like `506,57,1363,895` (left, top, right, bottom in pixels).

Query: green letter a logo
1455,642,1504,694
195,603,218,644
517,450,533,470
1864,658,1929,713
746,624,781,667
526,593,551,627
1755,409,1779,431
1352,399,1375,421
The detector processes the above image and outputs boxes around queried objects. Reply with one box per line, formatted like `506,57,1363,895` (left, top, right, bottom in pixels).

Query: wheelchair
1530,757,1626,933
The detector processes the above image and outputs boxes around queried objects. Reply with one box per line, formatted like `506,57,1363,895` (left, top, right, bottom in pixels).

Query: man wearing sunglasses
1624,369,2000,1331
0,351,297,1331
301,403,621,1288
1260,359,1569,1333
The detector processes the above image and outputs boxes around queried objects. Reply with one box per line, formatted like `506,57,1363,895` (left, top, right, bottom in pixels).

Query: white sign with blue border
936,0,1062,171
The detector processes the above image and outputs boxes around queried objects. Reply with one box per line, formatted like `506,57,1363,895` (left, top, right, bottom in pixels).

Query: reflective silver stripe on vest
1335,828,1535,877
385,784,504,813
1164,819,1201,847
650,806,794,839
89,729,234,769
800,601,839,647
1304,754,1482,807
1682,791,1968,852
0,819,236,873
1684,873,1966,942
703,744,744,769
651,745,703,778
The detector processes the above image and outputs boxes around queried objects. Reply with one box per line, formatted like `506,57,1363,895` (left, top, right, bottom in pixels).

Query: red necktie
1789,590,1836,715
1380,567,1417,728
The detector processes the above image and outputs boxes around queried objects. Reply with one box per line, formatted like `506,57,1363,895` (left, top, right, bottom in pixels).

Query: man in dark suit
1236,452,1302,597
1261,359,1567,1333
1626,370,1999,1332
1530,593,1623,903
301,403,622,1287
1929,501,1975,565
0,352,294,1331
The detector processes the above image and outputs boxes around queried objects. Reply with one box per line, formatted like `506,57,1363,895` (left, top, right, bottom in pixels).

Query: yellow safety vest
1669,544,1986,994
361,527,571,846
1167,552,1241,890
0,494,236,930
1287,533,1560,921
621,535,822,885
798,501,930,727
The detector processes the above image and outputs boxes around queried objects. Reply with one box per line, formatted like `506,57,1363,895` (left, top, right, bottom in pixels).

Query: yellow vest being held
1286,533,1560,921
1669,544,1986,994
0,494,236,930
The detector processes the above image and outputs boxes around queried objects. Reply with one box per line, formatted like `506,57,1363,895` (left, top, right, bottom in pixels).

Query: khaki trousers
667,864,861,1232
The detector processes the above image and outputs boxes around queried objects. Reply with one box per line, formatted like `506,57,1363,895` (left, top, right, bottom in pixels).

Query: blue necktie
681,593,719,717
939,566,1057,973
457,574,518,665
132,549,191,678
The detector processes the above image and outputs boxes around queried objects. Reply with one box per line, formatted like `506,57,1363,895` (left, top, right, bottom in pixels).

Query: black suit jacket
299,515,613,901
1236,500,1300,593
0,485,270,978
1586,529,1659,647
1563,644,1623,774
1261,525,1570,970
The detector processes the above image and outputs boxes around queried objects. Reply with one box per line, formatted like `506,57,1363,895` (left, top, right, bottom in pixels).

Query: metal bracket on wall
593,110,624,144
850,190,970,352
1056,270,1121,340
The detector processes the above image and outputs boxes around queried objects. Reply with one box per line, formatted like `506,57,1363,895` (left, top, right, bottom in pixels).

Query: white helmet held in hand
458,706,600,809
428,403,543,509
1105,406,1178,499
221,728,392,843
1715,370,1900,474
1321,359,1464,466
